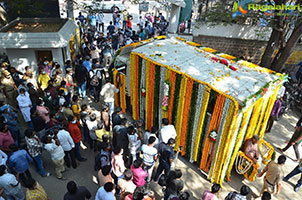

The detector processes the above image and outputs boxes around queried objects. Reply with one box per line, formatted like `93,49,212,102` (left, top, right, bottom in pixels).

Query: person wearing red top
0,123,15,153
130,158,148,187
68,116,86,162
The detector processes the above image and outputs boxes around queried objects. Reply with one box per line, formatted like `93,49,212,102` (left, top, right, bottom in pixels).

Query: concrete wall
193,22,272,41
6,48,64,78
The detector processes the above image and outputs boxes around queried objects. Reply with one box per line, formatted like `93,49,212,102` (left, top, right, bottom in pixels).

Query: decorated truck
112,36,284,184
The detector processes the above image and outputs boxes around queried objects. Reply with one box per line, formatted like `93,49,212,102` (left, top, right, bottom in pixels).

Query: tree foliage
3,0,60,21
197,0,302,71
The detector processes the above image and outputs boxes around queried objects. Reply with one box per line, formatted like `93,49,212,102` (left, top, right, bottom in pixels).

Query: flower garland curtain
220,112,243,184
113,69,119,107
180,78,194,156
153,66,161,128
168,71,177,123
254,97,270,136
120,74,127,113
245,98,264,139
139,59,146,118
211,101,237,184
158,67,167,126
189,84,206,162
200,94,225,172
145,61,156,131
172,74,182,125
137,57,143,119
145,61,150,130
186,83,199,159
226,107,254,181
175,76,187,150
193,87,211,161
133,56,140,120
162,69,171,119
208,98,231,181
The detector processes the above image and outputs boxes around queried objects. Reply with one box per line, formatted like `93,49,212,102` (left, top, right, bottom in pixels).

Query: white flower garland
189,84,206,163
140,59,146,118
158,67,166,126
220,112,243,183
209,98,231,181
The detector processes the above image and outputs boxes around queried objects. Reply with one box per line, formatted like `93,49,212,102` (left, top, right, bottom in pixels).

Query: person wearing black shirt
112,107,123,128
75,61,88,99
153,138,175,182
64,181,91,200
30,107,46,139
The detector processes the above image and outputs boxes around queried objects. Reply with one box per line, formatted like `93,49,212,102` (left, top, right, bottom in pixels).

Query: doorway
36,50,53,65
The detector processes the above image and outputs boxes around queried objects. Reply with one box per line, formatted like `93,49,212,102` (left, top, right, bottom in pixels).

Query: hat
66,68,72,72
1,70,10,76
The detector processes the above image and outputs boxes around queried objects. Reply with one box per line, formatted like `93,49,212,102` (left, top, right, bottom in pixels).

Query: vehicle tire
111,6,120,13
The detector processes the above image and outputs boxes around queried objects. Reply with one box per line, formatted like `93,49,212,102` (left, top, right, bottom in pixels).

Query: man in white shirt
97,12,104,33
100,79,119,116
0,165,25,200
141,136,158,183
95,182,116,200
56,127,77,169
43,135,65,180
159,118,177,144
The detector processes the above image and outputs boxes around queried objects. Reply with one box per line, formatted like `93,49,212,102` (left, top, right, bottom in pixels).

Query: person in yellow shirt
25,178,48,200
71,95,81,120
37,68,50,91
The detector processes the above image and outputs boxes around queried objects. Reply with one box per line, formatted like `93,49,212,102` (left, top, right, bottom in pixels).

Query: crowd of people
0,5,302,200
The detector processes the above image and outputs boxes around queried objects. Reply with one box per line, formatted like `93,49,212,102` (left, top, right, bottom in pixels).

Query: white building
0,18,79,77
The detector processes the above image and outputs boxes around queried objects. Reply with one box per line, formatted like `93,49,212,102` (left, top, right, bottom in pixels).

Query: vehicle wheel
111,6,120,13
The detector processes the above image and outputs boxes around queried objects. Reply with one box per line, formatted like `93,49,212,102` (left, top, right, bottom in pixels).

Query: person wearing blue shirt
95,182,115,200
83,56,92,72
8,144,33,184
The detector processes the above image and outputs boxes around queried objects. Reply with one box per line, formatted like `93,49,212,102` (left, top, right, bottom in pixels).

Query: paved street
24,93,302,199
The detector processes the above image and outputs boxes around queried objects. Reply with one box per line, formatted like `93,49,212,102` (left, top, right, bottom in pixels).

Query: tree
3,0,60,21
197,0,302,72
260,0,302,71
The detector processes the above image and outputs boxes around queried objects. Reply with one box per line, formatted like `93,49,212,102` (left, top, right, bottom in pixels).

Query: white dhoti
20,106,31,122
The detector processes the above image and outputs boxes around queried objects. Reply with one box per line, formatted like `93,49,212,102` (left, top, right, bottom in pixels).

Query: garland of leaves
153,65,161,128
172,74,182,125
185,82,199,159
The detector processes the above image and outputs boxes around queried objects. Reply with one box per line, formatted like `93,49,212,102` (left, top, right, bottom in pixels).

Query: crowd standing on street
0,4,301,200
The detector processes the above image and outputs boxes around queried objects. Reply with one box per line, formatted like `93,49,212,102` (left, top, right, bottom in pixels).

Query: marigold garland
245,98,264,139
208,98,231,181
193,87,211,161
226,107,254,181
130,54,136,113
145,61,150,130
211,101,236,183
200,94,225,171
175,76,187,150
254,98,269,136
171,74,182,125
220,112,242,185
120,74,127,113
133,56,140,120
167,71,176,122
146,62,156,131
180,78,194,155
113,69,119,107
186,83,199,159
153,66,161,127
